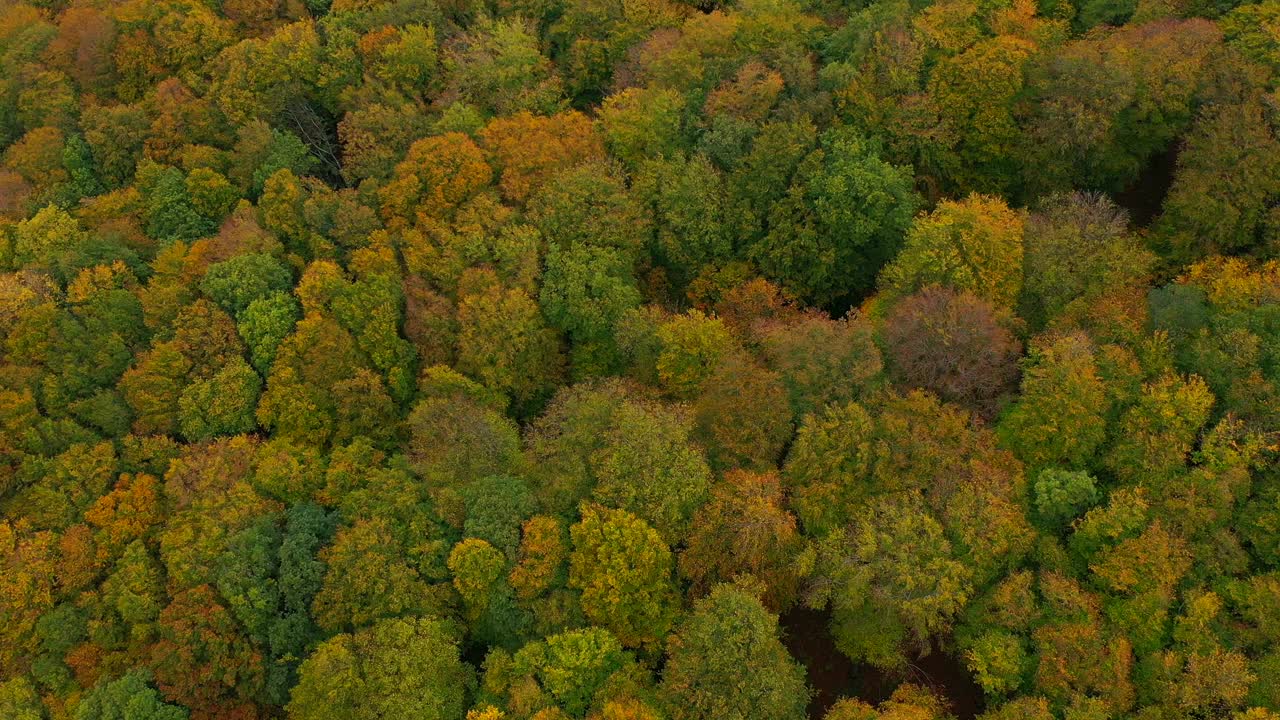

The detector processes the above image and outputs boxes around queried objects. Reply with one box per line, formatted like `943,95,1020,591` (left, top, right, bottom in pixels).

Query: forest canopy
0,0,1279,718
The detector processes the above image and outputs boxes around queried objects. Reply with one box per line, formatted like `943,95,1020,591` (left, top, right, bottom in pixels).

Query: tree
287,616,473,720
506,628,635,716
200,253,293,317
177,357,262,441
824,684,951,720
207,22,322,126
680,470,802,610
1020,19,1220,194
782,400,876,536
527,382,711,541
997,332,1111,471
598,87,686,167
256,315,373,445
478,111,604,204
1033,468,1098,530
1159,97,1280,261
0,676,45,720
311,517,450,634
527,162,647,258
809,493,972,668
149,585,264,718
878,194,1024,308
928,35,1034,195
654,310,737,399
339,102,433,184
539,243,642,376
139,164,217,242
237,292,300,375
753,129,922,304
882,285,1022,419
11,204,90,282
727,119,818,248
1105,373,1214,486
660,584,809,720
76,671,188,720
456,269,564,413
631,154,732,288
369,24,439,93
379,132,492,225
449,538,506,610
213,503,333,704
450,17,565,116
406,386,522,522
461,475,537,559
1020,193,1153,329
691,351,794,471
568,505,679,649
755,311,884,419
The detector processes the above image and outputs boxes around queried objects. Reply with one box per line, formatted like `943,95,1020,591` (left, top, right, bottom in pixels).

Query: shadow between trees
781,606,986,720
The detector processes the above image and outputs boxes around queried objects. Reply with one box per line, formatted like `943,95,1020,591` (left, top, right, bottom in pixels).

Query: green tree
631,154,731,288
598,87,686,168
0,676,45,720
568,505,679,649
237,292,300,375
997,332,1110,472
1033,468,1099,530
810,493,973,668
1020,193,1153,329
1159,97,1280,261
507,627,635,717
753,129,922,303
287,616,474,720
1105,373,1215,486
655,310,737,399
878,193,1024,308
539,242,641,377
75,671,188,720
456,269,564,413
527,382,711,541
660,584,809,720
177,357,262,441
200,253,293,317
755,312,884,419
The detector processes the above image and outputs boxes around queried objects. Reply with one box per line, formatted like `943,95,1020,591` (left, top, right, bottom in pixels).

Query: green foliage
660,584,809,720
200,253,293,317
878,193,1025,308
288,616,473,720
753,129,922,303
1034,469,1099,530
811,493,973,668
998,332,1110,471
139,164,218,242
0,676,45,720
75,671,188,720
509,627,633,716
178,357,261,441
527,382,711,541
569,505,679,649
237,292,301,375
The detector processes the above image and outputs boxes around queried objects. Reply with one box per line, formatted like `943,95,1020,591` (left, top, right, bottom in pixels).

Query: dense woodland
0,0,1279,717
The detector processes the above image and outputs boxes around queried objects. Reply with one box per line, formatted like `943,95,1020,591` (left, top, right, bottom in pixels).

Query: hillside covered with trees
0,0,1279,718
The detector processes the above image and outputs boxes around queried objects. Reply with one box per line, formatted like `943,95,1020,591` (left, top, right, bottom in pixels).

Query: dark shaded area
824,290,869,320
1113,142,1181,228
781,606,986,719
283,97,346,187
